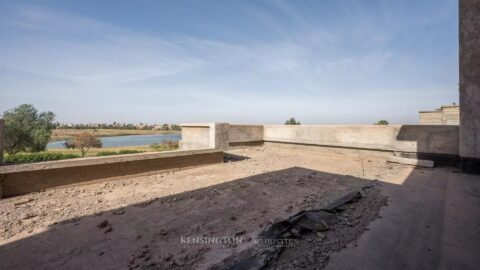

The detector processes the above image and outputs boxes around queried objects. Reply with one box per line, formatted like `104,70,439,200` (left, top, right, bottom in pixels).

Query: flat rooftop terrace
0,144,479,269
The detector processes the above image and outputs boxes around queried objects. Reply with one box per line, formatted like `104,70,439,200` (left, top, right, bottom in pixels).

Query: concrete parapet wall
228,125,263,146
263,125,459,155
0,149,223,198
180,123,263,150
179,123,211,150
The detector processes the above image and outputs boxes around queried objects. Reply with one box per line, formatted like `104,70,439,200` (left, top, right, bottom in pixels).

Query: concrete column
0,119,4,165
459,0,480,173
0,119,4,198
209,123,229,150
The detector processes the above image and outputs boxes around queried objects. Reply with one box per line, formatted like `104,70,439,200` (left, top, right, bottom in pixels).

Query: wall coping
0,149,222,174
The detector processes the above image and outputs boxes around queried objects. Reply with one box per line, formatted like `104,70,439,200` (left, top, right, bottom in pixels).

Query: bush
285,117,301,125
4,152,79,165
95,150,143,157
118,150,143,155
150,140,179,151
374,120,389,125
95,151,118,157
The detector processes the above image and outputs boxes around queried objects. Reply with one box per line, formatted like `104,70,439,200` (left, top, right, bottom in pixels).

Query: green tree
63,132,102,157
374,120,389,125
285,117,301,125
171,124,182,131
3,104,55,154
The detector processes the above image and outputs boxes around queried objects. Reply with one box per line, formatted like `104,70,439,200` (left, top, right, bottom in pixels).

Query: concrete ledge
0,149,224,198
387,156,434,168
229,141,264,147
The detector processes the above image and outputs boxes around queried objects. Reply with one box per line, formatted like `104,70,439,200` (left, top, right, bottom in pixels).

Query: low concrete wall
228,125,263,146
263,125,459,156
179,123,211,150
180,123,261,150
0,149,223,198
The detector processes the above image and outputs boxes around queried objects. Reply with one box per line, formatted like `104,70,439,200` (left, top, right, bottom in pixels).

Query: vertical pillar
0,119,4,198
0,119,4,165
459,0,480,173
209,123,230,150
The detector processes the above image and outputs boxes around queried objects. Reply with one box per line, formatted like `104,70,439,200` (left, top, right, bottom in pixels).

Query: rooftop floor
0,145,479,269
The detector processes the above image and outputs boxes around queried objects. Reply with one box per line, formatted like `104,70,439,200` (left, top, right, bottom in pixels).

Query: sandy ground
0,145,411,269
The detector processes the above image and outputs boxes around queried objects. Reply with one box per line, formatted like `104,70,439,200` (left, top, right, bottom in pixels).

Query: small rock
98,220,109,228
316,232,326,240
235,230,246,236
14,198,34,206
164,253,173,262
112,209,125,215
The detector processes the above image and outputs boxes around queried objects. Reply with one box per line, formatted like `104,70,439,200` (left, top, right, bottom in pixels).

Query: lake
47,133,182,149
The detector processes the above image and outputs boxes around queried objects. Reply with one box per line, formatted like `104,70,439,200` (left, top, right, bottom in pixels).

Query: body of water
47,133,182,149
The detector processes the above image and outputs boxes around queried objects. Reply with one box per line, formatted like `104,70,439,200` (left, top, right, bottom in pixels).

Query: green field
47,144,157,157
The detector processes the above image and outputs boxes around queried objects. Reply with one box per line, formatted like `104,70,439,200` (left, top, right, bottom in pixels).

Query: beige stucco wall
263,125,459,155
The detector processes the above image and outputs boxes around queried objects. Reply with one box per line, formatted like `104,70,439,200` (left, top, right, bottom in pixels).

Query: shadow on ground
1,167,384,270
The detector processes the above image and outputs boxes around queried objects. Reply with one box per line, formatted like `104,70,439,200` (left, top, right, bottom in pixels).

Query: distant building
419,104,459,125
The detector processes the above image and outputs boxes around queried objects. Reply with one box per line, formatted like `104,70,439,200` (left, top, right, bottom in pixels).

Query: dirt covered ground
0,145,408,269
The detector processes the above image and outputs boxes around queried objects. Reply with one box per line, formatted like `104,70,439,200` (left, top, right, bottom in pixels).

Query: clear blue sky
0,0,458,124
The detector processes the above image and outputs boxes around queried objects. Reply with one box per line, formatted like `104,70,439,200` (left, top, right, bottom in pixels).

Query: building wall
419,105,459,125
443,106,460,125
419,111,443,125
459,0,480,164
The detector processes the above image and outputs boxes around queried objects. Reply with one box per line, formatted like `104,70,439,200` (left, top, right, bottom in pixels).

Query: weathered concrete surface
210,123,229,150
228,124,263,146
264,125,459,155
326,167,480,270
0,149,223,198
459,0,480,172
0,119,4,165
179,123,211,150
419,105,459,125
180,123,230,150
387,156,434,168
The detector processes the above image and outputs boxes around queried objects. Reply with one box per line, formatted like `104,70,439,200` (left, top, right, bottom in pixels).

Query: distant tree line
285,117,301,125
54,122,182,131
374,120,389,125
